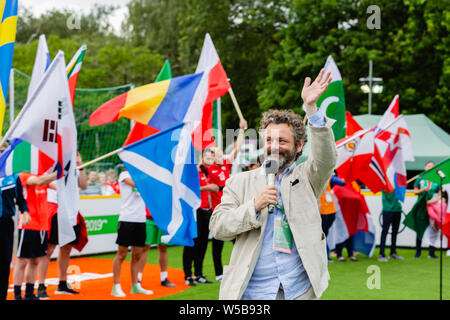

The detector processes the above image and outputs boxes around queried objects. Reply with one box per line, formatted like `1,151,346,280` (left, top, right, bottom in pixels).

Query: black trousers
183,209,212,278
321,213,336,259
336,236,354,257
0,217,14,300
415,238,436,257
379,211,401,256
212,238,224,276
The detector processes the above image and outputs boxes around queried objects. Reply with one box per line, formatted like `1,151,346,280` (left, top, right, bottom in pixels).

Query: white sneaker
131,283,153,295
215,275,223,282
111,285,126,298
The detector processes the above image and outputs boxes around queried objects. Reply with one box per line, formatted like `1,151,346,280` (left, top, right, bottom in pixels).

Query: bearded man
209,69,337,300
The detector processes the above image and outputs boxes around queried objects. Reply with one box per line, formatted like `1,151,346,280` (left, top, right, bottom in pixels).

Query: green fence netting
4,68,134,173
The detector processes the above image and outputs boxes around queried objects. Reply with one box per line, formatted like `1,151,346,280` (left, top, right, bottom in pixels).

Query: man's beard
267,148,297,172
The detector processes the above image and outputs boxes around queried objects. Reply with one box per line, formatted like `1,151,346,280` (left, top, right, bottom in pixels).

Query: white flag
4,50,77,245
27,34,51,100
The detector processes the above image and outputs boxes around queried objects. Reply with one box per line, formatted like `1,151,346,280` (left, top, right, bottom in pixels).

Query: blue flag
119,122,200,246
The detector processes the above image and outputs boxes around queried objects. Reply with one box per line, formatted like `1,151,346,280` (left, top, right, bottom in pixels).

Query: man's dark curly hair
259,109,308,160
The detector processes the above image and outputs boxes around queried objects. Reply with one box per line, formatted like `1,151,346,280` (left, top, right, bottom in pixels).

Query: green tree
258,0,450,131
177,0,291,132
123,0,183,73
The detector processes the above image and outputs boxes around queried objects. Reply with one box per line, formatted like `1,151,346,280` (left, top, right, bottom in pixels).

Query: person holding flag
207,118,247,282
36,152,88,298
407,161,441,259
13,171,56,300
183,148,219,286
378,190,404,262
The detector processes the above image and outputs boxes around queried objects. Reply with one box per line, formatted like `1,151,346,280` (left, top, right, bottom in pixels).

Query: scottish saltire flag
0,0,18,134
89,72,206,130
119,122,201,246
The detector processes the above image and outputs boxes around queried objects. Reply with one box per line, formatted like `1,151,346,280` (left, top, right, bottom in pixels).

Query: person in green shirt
413,161,440,258
378,190,404,262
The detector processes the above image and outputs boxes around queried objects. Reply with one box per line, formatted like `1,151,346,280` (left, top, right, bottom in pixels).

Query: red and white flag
336,111,393,193
335,126,374,185
375,95,414,201
192,33,231,150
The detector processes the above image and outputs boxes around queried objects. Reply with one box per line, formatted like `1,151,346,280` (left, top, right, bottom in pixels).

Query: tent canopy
298,114,450,171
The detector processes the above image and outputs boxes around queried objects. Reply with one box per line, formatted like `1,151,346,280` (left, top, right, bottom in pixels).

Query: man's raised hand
301,68,332,115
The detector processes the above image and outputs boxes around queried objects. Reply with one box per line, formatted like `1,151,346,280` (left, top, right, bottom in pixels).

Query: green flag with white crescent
317,55,346,140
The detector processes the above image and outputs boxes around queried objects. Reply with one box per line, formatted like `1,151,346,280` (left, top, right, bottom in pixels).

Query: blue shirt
0,174,28,218
242,109,326,300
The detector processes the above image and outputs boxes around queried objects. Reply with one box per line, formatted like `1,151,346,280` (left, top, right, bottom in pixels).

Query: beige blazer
209,118,337,300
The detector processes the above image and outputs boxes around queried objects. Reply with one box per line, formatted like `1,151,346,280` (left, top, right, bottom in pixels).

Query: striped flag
192,33,231,150
123,60,172,146
66,44,87,105
0,0,18,134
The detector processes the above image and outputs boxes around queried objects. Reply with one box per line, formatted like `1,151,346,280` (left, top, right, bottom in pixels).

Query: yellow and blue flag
0,0,18,134
88,72,205,130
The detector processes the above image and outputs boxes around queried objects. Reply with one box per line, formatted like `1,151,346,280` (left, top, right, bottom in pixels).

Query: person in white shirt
111,169,153,297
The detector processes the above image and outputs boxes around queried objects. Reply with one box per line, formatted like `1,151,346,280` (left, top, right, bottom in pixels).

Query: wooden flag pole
77,148,122,170
228,87,245,123
407,174,419,184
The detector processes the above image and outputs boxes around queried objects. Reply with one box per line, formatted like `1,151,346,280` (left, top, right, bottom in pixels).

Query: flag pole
77,148,123,170
439,175,444,301
228,86,245,123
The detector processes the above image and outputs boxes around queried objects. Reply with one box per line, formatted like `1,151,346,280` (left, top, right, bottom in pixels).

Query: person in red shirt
208,119,247,281
13,172,56,300
183,148,219,285
36,152,88,299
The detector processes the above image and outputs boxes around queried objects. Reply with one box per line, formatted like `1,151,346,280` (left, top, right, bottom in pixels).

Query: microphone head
263,157,279,175
436,169,446,179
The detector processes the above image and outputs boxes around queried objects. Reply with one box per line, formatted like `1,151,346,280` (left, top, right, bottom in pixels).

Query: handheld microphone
436,169,446,179
263,157,279,213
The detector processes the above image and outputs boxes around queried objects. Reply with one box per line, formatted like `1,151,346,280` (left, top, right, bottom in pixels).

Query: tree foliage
12,0,450,135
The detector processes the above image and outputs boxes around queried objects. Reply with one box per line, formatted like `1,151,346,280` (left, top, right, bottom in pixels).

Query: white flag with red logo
1,51,78,245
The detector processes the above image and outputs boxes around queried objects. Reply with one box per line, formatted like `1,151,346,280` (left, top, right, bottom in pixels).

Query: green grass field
98,241,450,300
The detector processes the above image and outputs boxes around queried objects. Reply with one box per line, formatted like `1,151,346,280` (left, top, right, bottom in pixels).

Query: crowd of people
79,168,120,196
1,110,448,300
